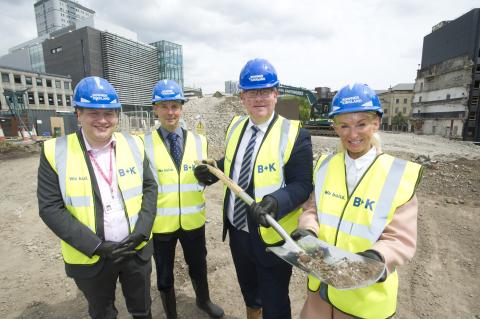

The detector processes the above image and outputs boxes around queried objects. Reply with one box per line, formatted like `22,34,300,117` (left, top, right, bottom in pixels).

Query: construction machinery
277,84,335,136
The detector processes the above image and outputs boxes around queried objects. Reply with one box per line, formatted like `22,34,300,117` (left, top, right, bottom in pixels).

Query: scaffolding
2,89,31,139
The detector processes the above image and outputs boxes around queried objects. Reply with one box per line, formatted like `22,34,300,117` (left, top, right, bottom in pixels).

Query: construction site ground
1,128,480,318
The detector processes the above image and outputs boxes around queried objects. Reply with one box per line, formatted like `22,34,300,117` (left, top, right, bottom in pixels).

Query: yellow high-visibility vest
44,132,147,265
308,152,422,318
223,115,301,245
143,130,207,233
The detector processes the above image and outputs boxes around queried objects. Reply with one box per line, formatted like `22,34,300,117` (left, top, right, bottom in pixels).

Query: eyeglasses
243,89,274,99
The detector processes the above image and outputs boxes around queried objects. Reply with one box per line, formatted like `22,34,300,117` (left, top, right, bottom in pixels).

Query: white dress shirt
344,146,377,196
83,131,129,242
227,113,275,232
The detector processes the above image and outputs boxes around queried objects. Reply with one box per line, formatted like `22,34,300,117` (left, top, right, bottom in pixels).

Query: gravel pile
183,96,245,158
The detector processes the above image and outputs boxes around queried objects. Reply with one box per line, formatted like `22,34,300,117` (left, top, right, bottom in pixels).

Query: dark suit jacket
218,113,313,266
37,130,157,279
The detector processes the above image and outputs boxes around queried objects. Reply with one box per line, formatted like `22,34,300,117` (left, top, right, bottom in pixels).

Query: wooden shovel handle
194,161,297,247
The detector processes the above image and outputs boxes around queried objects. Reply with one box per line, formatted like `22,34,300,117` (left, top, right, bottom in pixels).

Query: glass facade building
150,40,184,89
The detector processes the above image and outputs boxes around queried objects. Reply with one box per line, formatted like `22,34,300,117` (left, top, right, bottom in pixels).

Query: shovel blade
268,235,386,290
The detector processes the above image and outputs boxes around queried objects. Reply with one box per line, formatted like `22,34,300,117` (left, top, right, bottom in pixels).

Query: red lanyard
88,144,114,197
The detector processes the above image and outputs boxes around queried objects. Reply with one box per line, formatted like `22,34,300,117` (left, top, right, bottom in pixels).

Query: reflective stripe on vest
307,152,422,318
223,115,302,245
144,130,207,233
44,132,146,265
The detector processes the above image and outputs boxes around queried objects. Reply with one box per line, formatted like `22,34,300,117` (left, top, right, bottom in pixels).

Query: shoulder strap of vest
225,115,247,145
115,132,144,178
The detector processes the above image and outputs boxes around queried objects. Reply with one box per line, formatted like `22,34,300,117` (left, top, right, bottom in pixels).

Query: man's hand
111,232,147,263
291,228,316,241
248,196,278,227
194,160,219,186
94,241,120,259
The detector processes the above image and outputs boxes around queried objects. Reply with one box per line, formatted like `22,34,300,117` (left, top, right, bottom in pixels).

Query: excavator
277,84,335,136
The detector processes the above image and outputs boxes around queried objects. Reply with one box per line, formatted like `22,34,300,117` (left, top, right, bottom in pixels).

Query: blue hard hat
152,79,186,104
238,58,279,90
73,76,121,109
329,83,383,118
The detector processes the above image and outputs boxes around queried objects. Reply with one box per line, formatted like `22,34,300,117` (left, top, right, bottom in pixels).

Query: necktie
167,132,182,169
233,126,259,229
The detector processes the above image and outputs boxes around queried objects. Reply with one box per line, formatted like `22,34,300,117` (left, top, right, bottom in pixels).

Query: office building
43,26,158,111
0,65,75,136
150,40,184,88
34,0,95,36
225,80,239,95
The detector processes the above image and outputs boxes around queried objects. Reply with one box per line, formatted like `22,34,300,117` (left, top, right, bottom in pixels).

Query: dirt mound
0,141,41,160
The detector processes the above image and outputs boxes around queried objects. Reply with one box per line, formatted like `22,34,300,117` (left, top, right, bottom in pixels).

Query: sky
0,0,478,93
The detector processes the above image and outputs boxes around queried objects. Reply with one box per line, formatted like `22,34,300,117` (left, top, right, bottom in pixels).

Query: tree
392,112,408,126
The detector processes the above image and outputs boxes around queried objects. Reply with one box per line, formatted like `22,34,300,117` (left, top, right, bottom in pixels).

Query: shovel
196,161,386,290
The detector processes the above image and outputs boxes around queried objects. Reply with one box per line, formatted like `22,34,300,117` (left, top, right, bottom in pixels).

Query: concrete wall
421,118,464,138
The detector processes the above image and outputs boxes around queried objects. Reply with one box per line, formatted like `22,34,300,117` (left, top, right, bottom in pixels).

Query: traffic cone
0,124,5,142
21,128,31,142
31,125,38,141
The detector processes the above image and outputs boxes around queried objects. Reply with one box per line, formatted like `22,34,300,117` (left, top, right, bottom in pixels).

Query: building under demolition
412,8,480,142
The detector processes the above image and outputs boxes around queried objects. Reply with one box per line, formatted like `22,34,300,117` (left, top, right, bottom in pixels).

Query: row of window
395,98,409,104
1,73,71,89
26,92,72,107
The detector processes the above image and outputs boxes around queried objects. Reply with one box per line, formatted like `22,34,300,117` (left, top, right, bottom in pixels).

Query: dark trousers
229,225,292,319
73,257,152,319
153,226,207,291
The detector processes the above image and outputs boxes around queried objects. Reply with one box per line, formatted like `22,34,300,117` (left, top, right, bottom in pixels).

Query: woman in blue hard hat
38,76,157,319
292,83,423,318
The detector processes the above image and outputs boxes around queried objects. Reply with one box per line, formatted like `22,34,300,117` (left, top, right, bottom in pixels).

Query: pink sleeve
298,192,319,235
372,195,418,273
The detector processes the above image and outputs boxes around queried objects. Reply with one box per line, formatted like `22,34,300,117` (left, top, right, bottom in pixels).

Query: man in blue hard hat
143,79,224,319
194,59,313,319
37,76,157,319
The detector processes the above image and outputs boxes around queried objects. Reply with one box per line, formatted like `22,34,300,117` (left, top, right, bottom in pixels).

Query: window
36,78,43,86
66,96,71,106
57,95,63,106
14,74,21,84
395,108,399,114
48,94,54,105
1,73,9,83
403,107,407,114
420,82,423,91
28,92,35,104
64,82,70,90
384,109,388,114
446,94,451,100
395,98,399,104
46,79,52,87
38,94,45,104
50,46,63,54
476,64,480,72
419,96,422,102
55,80,61,89
474,80,480,88
25,77,32,85
403,98,407,104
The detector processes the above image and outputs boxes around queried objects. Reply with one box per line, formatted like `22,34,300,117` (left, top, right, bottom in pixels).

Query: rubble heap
183,96,245,157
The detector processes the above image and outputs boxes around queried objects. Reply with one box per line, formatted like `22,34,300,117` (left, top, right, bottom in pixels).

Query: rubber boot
133,311,152,319
192,278,224,318
160,288,177,319
246,306,262,319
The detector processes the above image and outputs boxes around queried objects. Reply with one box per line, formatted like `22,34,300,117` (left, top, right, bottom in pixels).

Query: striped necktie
167,132,182,169
232,125,259,230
